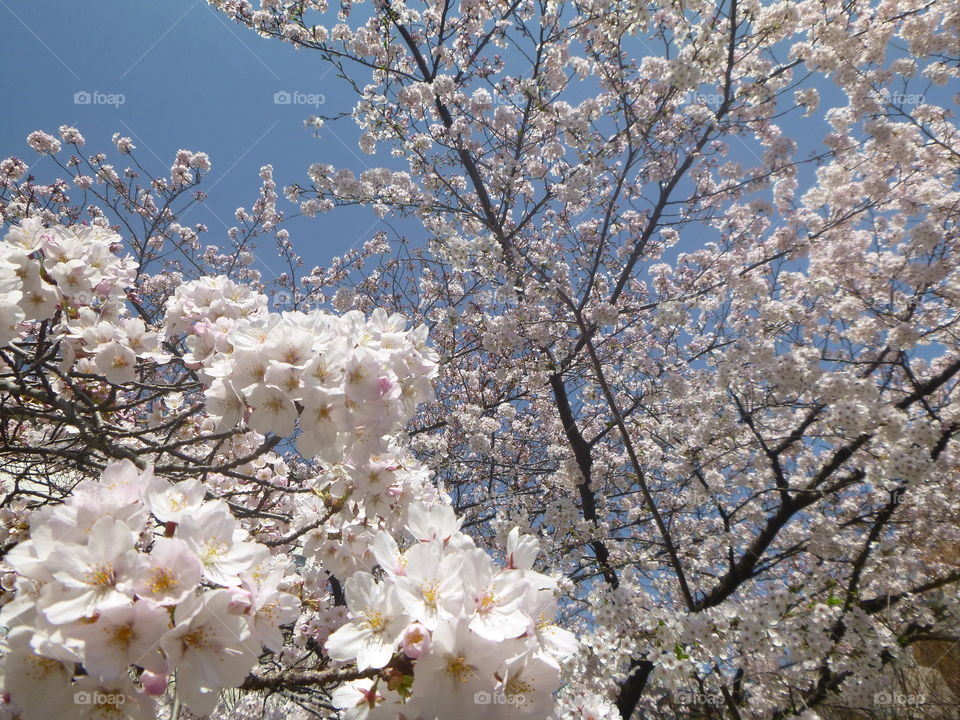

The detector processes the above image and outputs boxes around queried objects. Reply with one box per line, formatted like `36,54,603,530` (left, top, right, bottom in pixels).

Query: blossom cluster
324,504,577,719
164,277,438,464
294,450,444,578
0,218,168,383
0,460,300,719
0,217,128,330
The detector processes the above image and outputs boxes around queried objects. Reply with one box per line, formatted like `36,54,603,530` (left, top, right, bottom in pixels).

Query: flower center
363,610,385,631
201,540,228,563
421,580,440,608
183,627,211,650
445,655,475,682
110,623,135,648
26,656,63,681
148,567,178,594
478,589,497,613
85,563,116,587
506,676,533,701
348,367,367,384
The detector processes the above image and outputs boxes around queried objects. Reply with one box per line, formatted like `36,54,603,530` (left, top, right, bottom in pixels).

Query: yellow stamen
147,567,178,594
183,628,210,650
445,655,474,682
478,590,497,613
85,563,116,587
363,610,385,631
421,581,440,608
110,623,135,647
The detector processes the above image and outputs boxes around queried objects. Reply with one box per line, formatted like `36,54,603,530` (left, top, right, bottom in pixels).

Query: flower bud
401,622,430,659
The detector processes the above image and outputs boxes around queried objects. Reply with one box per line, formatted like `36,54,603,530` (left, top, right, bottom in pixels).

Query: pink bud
140,671,168,696
401,622,430,659
377,376,394,397
93,280,113,296
227,586,254,613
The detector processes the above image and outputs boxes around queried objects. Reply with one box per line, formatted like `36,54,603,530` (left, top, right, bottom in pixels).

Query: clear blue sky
2,1,952,283
0,0,392,280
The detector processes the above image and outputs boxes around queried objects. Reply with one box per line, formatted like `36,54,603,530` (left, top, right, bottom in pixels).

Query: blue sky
2,1,952,286
0,0,388,280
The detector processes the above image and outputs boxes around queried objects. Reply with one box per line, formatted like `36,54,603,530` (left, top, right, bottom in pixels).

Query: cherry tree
2,0,960,718
0,131,575,720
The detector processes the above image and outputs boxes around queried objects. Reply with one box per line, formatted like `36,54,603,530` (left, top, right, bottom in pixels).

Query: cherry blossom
2,0,960,715
160,589,260,715
326,572,410,671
